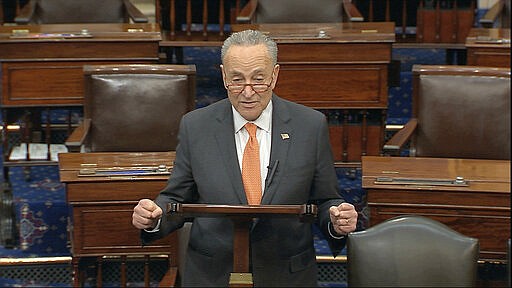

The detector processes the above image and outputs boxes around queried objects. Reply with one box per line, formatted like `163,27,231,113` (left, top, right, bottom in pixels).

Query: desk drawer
71,203,174,256
276,64,388,108
1,60,153,106
67,181,167,202
277,43,391,63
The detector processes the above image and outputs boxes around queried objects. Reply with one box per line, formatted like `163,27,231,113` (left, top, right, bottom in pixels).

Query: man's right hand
132,199,163,230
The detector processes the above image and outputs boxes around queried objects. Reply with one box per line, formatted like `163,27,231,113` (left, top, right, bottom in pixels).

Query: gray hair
221,30,278,66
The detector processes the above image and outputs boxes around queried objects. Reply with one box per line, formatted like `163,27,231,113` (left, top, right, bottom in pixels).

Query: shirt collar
233,100,273,133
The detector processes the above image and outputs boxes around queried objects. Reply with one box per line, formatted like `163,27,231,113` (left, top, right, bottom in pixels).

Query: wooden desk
362,156,511,263
58,151,176,286
0,23,161,107
232,22,394,109
232,23,395,164
466,28,510,67
0,23,161,166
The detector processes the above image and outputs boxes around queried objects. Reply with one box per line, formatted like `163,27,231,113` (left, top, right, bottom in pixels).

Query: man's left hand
329,203,358,235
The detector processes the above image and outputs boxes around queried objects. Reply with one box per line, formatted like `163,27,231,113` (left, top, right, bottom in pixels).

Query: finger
139,199,157,211
134,203,153,219
329,206,340,217
339,202,355,211
133,212,156,229
132,214,149,229
333,217,357,235
336,217,351,226
150,206,163,219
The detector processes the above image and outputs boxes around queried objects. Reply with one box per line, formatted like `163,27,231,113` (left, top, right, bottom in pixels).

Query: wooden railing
352,0,476,44
156,0,241,46
157,0,364,47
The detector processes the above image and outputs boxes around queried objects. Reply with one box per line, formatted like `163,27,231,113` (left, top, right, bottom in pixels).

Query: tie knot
245,123,257,138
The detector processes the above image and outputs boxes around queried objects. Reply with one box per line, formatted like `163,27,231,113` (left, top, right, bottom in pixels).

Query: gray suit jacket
142,95,346,287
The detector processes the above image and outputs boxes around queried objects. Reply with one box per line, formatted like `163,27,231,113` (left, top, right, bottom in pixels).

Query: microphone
265,160,279,189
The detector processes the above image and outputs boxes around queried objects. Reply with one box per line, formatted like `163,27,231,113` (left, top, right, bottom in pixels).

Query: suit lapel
261,95,292,204
214,101,247,204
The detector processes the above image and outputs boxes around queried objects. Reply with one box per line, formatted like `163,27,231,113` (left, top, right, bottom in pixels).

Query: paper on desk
9,143,68,162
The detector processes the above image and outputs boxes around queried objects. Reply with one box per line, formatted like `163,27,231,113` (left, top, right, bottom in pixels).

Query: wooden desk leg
72,256,80,287
229,218,253,288
144,255,150,287
121,255,127,287
97,256,103,287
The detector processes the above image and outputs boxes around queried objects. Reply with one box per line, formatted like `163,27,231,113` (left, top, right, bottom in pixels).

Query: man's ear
271,64,280,87
220,64,227,86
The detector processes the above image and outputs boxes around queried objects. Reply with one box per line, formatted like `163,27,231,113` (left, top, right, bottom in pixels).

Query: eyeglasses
225,77,274,94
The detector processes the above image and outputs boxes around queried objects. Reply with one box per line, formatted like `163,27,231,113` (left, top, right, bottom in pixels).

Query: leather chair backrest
34,0,127,24
347,215,479,287
412,65,511,160
83,64,196,152
253,0,343,23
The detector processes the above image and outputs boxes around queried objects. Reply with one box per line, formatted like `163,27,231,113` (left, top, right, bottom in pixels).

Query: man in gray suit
132,29,358,287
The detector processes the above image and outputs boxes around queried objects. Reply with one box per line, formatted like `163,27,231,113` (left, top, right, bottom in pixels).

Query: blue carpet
9,166,68,256
387,71,412,125
183,46,225,108
387,47,447,125
393,47,446,72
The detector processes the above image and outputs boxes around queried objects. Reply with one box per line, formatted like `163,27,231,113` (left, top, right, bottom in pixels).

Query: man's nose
242,84,256,95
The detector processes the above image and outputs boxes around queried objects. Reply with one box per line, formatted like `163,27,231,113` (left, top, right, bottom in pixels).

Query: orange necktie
242,123,262,205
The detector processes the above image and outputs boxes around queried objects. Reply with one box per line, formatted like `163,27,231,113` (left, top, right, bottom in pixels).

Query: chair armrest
479,0,505,28
14,0,37,24
343,0,364,22
158,266,178,287
236,0,258,24
383,118,418,156
123,0,149,23
65,118,91,152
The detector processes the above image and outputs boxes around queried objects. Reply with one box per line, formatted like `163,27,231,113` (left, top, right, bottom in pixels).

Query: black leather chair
347,215,479,287
65,64,196,153
236,0,363,23
383,65,511,160
14,0,148,24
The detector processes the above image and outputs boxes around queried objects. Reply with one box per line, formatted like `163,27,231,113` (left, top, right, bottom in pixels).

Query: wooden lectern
167,203,318,287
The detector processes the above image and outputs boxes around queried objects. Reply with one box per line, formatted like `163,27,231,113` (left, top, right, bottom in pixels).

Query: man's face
221,44,279,121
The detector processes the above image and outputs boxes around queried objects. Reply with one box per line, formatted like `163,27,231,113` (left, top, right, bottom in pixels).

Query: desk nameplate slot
374,176,468,187
78,165,171,177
